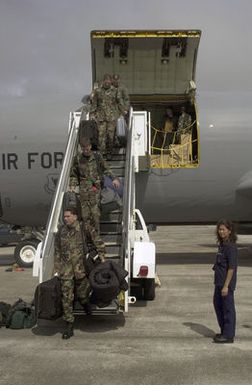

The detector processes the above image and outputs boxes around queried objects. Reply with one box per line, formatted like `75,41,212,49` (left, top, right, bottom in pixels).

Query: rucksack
62,191,82,220
93,153,123,210
6,299,36,329
34,276,63,320
79,120,98,150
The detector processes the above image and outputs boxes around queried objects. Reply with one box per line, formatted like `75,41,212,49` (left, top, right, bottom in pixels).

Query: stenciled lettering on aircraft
28,152,64,169
0,152,64,170
1,153,18,170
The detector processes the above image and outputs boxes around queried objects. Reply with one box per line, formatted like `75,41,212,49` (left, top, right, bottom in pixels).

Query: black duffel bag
84,249,102,277
89,260,128,307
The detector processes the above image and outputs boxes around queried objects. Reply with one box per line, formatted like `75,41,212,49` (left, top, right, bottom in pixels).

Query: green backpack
6,299,36,329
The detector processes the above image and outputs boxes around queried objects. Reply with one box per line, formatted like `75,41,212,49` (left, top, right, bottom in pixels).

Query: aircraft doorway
131,96,199,169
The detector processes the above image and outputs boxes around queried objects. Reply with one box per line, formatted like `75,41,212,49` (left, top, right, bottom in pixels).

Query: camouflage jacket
90,85,121,121
69,151,116,193
116,84,130,115
177,112,192,132
54,221,87,280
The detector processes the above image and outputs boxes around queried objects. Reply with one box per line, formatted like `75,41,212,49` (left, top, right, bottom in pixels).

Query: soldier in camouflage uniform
69,137,120,260
90,74,122,156
80,82,99,121
177,106,192,134
54,207,91,339
112,74,130,147
112,74,130,116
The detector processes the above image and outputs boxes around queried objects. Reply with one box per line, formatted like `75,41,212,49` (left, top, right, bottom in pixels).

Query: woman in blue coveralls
212,219,238,343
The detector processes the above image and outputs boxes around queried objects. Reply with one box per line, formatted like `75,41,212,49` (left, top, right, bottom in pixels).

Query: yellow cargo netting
150,121,197,168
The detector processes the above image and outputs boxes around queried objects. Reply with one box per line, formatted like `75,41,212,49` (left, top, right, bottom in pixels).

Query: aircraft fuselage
1,92,252,226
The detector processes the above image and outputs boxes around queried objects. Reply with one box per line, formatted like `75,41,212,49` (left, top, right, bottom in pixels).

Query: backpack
63,191,82,220
100,187,122,213
6,299,36,329
103,175,123,198
34,276,63,320
79,120,98,150
93,153,123,210
0,302,11,327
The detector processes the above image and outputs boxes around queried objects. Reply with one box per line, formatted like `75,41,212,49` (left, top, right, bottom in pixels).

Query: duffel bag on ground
6,299,36,329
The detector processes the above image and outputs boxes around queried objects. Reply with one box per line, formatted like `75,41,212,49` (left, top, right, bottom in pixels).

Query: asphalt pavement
0,225,252,385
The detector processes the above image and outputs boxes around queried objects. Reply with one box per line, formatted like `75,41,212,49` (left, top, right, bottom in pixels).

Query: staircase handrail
40,112,81,281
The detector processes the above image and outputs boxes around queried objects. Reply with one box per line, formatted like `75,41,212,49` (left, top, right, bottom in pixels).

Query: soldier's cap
79,136,91,146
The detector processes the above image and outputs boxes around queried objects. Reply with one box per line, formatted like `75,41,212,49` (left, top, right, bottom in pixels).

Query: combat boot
62,322,74,339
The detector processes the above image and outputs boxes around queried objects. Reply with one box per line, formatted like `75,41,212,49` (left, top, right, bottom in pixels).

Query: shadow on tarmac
0,259,15,266
0,245,15,266
183,322,215,338
32,313,126,336
156,251,252,267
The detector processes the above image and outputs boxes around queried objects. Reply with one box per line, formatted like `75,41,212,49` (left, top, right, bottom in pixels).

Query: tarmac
0,225,252,385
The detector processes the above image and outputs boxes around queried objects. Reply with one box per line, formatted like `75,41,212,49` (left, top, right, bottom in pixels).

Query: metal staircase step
108,161,126,168
100,230,121,235
105,254,121,261
107,155,126,162
101,232,122,243
105,244,121,256
73,299,120,315
104,241,121,246
100,222,122,232
101,208,122,221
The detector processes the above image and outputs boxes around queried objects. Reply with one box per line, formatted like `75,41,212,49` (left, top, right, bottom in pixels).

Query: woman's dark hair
216,218,237,244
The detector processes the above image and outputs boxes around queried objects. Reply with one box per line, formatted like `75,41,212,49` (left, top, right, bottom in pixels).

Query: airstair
33,108,156,314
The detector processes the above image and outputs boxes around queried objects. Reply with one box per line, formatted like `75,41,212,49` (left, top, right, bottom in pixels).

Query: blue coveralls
213,242,237,339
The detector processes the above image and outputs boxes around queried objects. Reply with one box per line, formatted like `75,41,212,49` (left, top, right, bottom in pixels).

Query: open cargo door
91,30,201,169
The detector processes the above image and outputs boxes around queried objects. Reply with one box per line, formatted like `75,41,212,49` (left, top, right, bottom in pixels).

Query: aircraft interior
131,96,199,168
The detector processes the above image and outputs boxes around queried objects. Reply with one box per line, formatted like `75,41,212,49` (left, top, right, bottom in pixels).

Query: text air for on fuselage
1,152,64,170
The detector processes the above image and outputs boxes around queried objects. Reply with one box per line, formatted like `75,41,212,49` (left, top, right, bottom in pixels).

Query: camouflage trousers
97,120,117,155
80,195,101,233
80,197,106,259
61,277,90,323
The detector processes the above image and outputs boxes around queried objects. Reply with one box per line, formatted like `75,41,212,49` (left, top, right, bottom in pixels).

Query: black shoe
214,333,222,338
213,335,234,344
62,322,74,339
83,302,92,316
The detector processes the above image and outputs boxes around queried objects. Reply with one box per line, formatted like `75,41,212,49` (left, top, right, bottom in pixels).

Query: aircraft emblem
44,173,58,194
